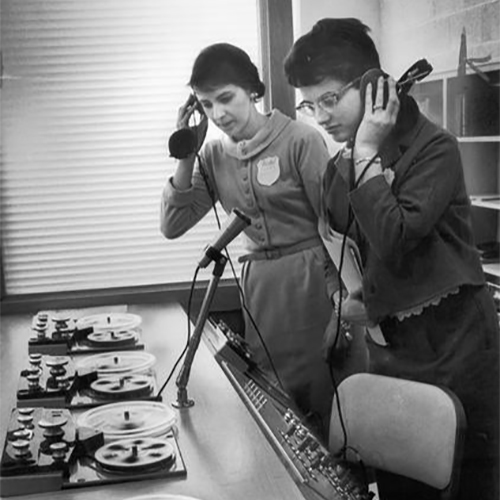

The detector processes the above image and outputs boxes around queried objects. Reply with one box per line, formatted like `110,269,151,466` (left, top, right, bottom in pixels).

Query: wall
292,0,380,44
293,0,499,75
380,0,500,76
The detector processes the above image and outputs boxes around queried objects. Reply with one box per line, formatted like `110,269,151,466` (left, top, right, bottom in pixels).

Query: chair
329,373,466,500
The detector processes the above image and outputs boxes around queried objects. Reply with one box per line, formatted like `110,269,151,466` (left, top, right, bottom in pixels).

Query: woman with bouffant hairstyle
285,18,499,500
161,43,364,437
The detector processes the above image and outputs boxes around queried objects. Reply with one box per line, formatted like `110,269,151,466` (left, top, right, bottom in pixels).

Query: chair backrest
329,373,466,499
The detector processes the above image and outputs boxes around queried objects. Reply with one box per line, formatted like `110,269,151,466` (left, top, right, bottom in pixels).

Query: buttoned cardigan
323,97,485,323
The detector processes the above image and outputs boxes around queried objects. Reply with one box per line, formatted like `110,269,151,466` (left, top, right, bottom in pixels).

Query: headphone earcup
168,127,198,159
359,68,389,107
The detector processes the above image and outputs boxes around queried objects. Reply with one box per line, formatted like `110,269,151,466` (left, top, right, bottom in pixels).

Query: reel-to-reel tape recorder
0,403,184,497
17,351,161,409
29,312,145,356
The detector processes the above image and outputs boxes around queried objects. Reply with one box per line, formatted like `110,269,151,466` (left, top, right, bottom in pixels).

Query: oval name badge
256,156,280,186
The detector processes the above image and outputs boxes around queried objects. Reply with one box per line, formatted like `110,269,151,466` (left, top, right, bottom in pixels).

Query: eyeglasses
296,77,361,117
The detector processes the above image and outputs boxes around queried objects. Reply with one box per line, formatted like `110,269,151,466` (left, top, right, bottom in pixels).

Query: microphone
198,209,251,268
168,127,198,160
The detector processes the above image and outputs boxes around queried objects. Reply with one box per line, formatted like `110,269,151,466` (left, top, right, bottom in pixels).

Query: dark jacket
323,96,485,323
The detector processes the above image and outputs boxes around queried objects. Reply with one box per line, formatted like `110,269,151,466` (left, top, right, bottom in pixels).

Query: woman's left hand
340,287,377,328
354,75,400,159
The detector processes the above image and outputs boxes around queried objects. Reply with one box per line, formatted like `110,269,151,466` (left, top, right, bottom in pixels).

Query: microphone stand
172,250,228,409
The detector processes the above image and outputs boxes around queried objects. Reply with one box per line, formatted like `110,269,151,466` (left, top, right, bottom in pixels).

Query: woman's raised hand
176,94,209,154
355,75,400,157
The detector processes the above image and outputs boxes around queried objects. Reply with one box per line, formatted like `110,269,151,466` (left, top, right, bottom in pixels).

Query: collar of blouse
222,109,290,160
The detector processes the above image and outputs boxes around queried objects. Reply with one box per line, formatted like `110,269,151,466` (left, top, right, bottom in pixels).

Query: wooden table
0,302,306,500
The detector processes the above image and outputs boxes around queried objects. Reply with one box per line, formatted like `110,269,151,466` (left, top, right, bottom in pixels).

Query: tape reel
78,401,176,442
86,330,139,348
76,312,142,332
95,437,175,472
90,374,154,400
76,351,156,375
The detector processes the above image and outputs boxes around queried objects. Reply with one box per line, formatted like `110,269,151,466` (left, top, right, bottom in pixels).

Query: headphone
359,58,433,106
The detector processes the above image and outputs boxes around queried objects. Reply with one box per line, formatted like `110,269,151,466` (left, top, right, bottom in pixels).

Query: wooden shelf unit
411,67,500,284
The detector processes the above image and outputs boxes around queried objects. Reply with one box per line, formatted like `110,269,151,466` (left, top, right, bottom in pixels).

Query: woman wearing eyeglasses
285,18,499,500
161,43,369,438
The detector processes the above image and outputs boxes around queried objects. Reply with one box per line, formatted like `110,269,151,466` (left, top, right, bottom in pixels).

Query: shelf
470,195,500,210
458,136,500,142
413,71,499,290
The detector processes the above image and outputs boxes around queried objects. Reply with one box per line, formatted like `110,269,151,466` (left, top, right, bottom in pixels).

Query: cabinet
411,68,499,285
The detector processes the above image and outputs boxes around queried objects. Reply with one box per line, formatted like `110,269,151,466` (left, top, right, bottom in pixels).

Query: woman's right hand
354,76,399,158
176,94,208,154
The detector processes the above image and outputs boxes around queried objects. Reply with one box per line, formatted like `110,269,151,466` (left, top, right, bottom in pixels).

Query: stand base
172,399,195,409
172,387,195,409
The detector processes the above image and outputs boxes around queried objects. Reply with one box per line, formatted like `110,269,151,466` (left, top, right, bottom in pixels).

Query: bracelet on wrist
354,156,381,166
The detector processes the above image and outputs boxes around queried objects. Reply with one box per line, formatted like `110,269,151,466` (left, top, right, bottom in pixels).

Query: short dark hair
189,43,265,98
284,18,381,87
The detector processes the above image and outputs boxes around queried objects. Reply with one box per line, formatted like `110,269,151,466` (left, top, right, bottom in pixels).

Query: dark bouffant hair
189,43,265,98
284,18,381,87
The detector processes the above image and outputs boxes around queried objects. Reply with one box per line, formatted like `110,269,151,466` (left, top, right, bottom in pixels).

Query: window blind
0,0,259,295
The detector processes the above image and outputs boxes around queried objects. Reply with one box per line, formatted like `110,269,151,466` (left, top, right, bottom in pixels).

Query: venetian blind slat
1,0,258,295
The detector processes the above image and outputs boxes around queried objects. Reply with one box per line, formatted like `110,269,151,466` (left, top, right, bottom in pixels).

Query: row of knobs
10,408,70,462
24,354,71,391
32,313,73,340
282,410,369,500
282,410,325,469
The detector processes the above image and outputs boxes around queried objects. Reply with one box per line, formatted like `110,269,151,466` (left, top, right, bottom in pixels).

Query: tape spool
90,374,153,400
76,351,156,375
76,312,142,332
78,401,176,442
86,329,138,348
95,437,175,472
